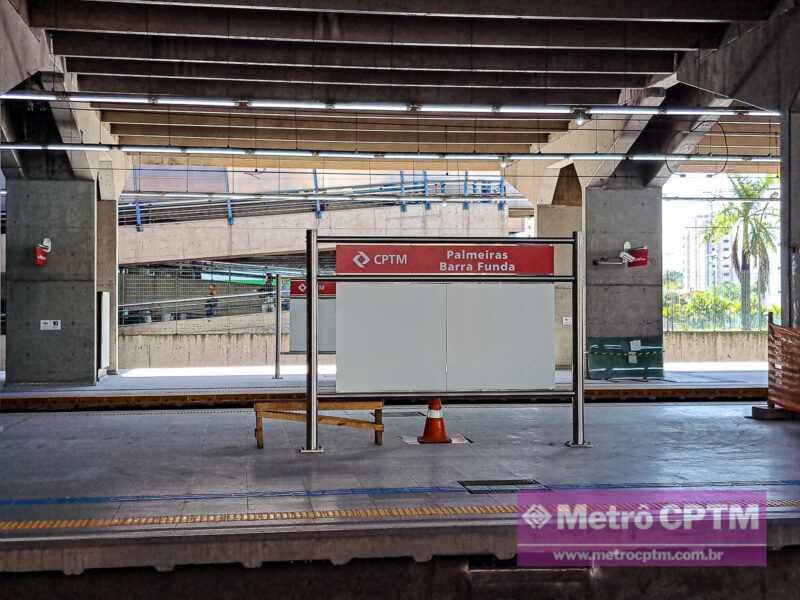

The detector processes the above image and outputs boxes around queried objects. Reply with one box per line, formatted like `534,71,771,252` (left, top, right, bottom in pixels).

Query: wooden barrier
255,400,384,448
768,313,800,413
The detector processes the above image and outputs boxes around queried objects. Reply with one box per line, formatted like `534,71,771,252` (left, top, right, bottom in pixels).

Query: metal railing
117,176,517,229
118,291,281,325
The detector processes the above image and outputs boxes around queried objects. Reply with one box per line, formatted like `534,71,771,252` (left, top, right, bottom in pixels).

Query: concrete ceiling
6,0,784,173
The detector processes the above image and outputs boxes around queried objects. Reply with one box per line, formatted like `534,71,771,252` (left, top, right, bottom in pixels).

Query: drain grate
459,479,548,494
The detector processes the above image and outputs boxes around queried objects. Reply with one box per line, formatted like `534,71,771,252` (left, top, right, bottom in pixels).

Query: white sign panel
336,284,447,393
289,297,337,353
445,283,555,391
335,283,556,393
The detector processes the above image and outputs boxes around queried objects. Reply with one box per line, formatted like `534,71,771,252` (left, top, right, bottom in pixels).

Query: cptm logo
523,505,553,529
353,251,371,269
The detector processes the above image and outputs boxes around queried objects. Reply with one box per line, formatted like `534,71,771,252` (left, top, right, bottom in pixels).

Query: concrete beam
65,58,650,90
504,88,667,205
613,86,735,186
104,113,569,134
118,203,508,264
125,153,503,171
37,72,128,193
116,135,537,154
678,1,800,111
76,0,777,23
75,74,624,106
108,123,550,148
99,110,569,134
52,32,679,74
31,0,726,50
0,0,50,94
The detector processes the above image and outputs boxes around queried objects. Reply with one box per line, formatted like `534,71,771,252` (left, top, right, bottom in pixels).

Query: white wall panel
289,297,336,353
445,283,555,391
336,283,446,393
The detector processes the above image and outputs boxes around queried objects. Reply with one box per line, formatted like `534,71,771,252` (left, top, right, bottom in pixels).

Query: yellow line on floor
2,498,797,532
0,504,519,531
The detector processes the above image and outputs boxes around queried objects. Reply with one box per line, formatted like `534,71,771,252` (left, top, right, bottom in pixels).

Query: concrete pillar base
585,182,663,380
6,179,98,386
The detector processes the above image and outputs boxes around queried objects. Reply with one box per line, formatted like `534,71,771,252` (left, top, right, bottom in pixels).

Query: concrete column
537,205,581,368
97,198,118,373
535,165,584,368
782,108,800,327
585,181,663,379
6,179,98,385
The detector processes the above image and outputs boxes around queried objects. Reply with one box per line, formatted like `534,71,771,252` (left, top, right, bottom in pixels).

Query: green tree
664,270,684,289
703,175,779,330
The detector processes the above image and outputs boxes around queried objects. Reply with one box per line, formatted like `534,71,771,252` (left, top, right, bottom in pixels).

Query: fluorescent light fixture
248,100,328,109
497,106,573,114
0,92,58,101
185,147,248,155
509,153,566,161
120,145,184,153
419,104,494,113
253,149,314,157
747,111,781,117
663,108,738,116
750,156,781,163
0,143,45,150
46,143,111,151
685,155,744,162
156,97,238,107
629,154,671,161
569,153,625,161
383,153,441,159
443,153,499,160
588,107,660,115
333,102,408,111
67,94,151,104
318,151,376,158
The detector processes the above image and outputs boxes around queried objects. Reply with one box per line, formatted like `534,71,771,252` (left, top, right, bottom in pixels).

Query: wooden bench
254,400,384,448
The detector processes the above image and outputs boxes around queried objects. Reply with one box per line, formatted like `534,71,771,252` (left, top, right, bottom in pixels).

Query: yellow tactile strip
0,504,519,532
2,498,798,532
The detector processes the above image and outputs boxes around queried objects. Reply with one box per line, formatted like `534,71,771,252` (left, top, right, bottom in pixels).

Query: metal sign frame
302,229,589,452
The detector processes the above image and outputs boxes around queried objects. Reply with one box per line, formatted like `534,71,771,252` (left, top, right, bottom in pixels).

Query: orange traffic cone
418,398,452,444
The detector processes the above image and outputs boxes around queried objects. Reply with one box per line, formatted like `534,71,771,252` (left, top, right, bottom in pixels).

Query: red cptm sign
336,244,554,275
290,280,337,297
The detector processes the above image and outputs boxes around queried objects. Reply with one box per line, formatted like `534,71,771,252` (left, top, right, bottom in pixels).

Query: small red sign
336,244,554,275
290,279,337,297
627,247,648,268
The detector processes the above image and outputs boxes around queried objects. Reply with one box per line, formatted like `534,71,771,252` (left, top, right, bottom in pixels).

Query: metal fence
661,197,780,332
119,291,280,325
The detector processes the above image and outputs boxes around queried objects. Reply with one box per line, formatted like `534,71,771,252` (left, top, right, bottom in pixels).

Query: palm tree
703,175,779,330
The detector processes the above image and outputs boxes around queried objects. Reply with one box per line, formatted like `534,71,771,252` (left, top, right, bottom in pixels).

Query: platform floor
1,400,799,573
0,362,767,398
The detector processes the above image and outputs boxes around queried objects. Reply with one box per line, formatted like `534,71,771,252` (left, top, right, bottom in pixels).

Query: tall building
681,213,734,291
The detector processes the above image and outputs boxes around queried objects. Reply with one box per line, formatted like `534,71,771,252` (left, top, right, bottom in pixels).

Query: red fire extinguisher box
35,244,48,267
627,247,648,268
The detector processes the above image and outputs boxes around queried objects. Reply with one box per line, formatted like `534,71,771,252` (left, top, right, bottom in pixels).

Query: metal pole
273,274,282,379
302,229,323,452
567,230,591,447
